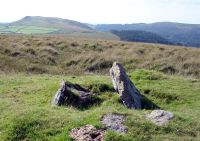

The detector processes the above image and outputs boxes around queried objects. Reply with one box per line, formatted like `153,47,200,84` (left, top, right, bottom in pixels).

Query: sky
0,0,200,24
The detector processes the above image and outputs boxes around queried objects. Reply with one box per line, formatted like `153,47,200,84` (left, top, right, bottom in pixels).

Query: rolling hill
94,22,200,47
111,30,173,45
0,16,119,40
1,17,200,47
10,16,92,34
0,16,93,34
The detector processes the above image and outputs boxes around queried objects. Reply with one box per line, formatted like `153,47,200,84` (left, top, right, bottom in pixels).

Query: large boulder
70,125,103,141
52,80,100,108
146,110,174,126
110,62,142,109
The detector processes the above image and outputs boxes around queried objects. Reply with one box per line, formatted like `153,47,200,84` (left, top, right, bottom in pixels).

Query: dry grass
0,35,200,78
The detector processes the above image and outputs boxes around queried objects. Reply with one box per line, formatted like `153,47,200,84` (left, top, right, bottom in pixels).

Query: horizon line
1,16,200,25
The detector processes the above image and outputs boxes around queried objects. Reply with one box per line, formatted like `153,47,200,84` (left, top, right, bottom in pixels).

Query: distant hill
9,16,93,34
0,23,7,25
111,30,173,45
0,16,118,40
2,17,200,46
94,22,200,47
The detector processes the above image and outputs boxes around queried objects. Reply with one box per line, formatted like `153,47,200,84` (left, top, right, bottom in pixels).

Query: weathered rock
101,113,128,133
146,110,174,126
110,62,142,109
52,80,66,105
70,125,103,141
52,81,100,108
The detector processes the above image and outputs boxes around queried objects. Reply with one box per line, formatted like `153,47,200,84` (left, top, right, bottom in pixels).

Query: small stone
70,125,103,141
101,113,128,133
146,110,174,126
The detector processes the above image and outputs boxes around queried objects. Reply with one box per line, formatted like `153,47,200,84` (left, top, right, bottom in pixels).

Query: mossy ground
0,70,200,141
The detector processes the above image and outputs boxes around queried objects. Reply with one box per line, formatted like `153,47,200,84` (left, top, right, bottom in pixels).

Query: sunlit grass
0,70,199,140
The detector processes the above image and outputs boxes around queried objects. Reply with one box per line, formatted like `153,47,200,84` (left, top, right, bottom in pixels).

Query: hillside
0,35,200,78
94,22,200,47
10,16,92,33
111,30,173,45
0,16,118,40
0,35,200,140
2,17,200,47
0,25,58,34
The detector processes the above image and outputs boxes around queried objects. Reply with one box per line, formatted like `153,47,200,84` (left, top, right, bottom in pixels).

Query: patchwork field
0,26,58,34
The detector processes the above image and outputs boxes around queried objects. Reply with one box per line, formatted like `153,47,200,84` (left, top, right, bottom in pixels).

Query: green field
0,70,200,140
0,26,6,30
0,26,58,34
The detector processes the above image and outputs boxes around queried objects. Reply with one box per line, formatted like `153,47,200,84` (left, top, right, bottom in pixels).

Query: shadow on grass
117,95,160,110
141,95,160,110
61,92,103,111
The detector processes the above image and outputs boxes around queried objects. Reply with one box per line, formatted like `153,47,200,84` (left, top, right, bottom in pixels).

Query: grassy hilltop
0,35,200,140
0,16,118,40
0,16,92,34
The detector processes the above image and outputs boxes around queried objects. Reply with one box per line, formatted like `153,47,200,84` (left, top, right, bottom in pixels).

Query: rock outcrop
52,80,100,108
146,110,174,126
101,113,128,133
110,62,142,109
70,125,103,141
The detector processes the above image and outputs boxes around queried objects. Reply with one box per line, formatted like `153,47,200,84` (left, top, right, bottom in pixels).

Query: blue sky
0,0,200,24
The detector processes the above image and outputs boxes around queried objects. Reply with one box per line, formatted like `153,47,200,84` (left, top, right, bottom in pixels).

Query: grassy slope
0,70,199,141
0,16,119,40
0,26,118,40
0,25,58,34
10,16,92,33
0,35,200,78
